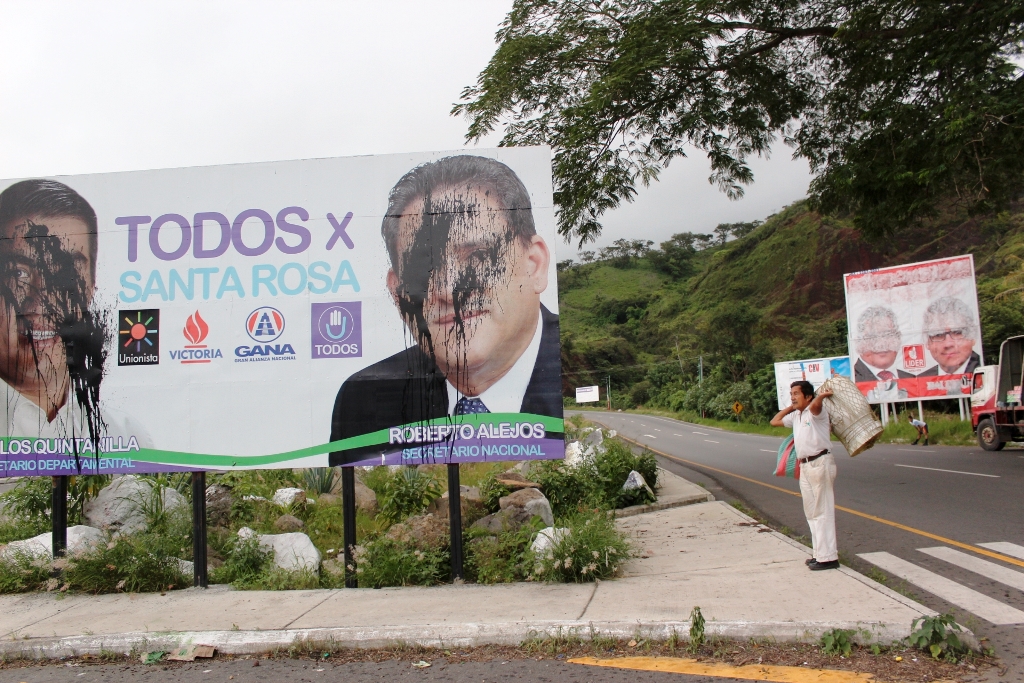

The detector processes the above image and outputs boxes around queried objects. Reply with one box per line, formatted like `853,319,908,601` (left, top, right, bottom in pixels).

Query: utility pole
606,375,611,411
698,355,703,385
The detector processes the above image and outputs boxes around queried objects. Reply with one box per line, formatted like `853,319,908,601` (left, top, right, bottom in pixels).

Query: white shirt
446,309,544,415
782,403,831,459
0,378,153,446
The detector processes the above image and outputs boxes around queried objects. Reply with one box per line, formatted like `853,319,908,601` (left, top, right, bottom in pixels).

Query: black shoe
805,558,817,566
809,560,840,571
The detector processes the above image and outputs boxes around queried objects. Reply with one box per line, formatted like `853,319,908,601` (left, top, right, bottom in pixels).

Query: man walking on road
771,381,839,571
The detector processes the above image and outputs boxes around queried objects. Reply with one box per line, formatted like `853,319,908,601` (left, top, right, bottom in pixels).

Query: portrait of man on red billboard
918,296,981,376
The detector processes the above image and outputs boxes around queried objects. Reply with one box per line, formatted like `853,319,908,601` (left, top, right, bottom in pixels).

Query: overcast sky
0,1,812,257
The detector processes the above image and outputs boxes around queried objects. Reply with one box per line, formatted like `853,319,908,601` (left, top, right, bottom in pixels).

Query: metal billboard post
51,476,68,559
191,471,208,587
342,466,357,588
447,464,464,581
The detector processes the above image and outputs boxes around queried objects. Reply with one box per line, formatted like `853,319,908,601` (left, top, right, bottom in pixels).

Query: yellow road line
569,656,877,682
609,431,1024,570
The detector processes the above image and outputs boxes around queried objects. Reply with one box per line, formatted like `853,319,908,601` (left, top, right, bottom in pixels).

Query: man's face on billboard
0,215,94,404
387,184,549,395
858,318,899,371
926,319,975,373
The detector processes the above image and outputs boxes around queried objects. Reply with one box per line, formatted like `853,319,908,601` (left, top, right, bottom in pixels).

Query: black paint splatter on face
0,218,109,473
394,188,519,381
392,187,520,460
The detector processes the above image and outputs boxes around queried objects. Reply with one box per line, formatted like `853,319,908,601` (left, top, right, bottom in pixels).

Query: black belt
799,449,829,464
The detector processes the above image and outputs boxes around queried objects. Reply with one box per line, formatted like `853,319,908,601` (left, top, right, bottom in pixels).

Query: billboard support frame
447,464,464,581
191,472,208,588
51,476,68,560
342,467,357,588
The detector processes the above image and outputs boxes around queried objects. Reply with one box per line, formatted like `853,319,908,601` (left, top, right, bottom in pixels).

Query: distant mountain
557,200,1024,420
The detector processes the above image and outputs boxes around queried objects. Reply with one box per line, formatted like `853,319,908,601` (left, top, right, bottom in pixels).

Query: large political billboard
0,148,564,476
844,255,983,404
773,356,851,410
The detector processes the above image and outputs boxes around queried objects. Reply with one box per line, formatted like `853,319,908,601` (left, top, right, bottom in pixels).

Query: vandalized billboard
773,356,851,410
844,255,983,404
0,148,564,476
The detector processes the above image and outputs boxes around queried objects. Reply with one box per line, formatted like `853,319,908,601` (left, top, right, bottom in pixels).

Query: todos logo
311,302,361,359
169,311,223,364
236,306,295,362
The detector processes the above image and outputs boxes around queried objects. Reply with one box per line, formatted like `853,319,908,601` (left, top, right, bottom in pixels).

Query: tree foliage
455,0,1024,243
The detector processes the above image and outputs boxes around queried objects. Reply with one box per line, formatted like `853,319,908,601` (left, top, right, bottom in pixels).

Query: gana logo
236,306,295,362
170,310,224,364
246,306,285,342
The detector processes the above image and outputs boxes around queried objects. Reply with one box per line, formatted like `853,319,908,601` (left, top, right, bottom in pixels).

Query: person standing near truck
770,380,839,571
909,414,929,445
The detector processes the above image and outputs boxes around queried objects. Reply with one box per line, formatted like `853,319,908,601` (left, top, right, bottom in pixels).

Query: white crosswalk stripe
859,551,1024,625
918,547,1024,592
978,542,1024,561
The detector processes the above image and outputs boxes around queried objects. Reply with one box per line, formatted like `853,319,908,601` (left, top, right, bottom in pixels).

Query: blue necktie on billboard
455,397,490,415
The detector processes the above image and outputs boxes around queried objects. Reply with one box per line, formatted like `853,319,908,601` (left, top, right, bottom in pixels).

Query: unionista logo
169,310,224,364
235,306,295,362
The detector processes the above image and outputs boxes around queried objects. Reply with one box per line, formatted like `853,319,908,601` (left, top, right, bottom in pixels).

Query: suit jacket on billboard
328,305,562,466
853,359,897,382
916,350,981,377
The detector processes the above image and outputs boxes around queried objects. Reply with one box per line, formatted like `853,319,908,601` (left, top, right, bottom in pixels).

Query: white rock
258,532,321,572
177,558,194,576
530,526,570,558
608,430,617,438
236,526,320,572
83,475,186,533
582,429,605,452
272,487,306,507
0,525,104,561
623,470,655,498
524,498,554,527
242,494,268,502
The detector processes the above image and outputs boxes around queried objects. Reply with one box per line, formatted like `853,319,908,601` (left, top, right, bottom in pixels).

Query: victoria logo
118,310,160,366
246,306,285,343
311,302,362,359
169,311,224,364
236,306,295,362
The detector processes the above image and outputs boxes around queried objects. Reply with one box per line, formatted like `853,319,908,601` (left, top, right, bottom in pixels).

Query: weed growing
531,508,630,582
351,538,449,588
62,533,188,593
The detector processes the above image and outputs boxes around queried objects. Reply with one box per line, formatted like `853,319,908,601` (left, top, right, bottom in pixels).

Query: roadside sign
576,385,600,403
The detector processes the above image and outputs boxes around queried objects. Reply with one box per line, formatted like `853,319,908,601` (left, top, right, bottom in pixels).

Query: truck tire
977,419,1005,451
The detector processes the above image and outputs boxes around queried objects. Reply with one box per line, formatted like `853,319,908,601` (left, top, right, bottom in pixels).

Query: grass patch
532,508,631,582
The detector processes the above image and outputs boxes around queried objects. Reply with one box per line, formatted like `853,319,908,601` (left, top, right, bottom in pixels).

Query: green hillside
557,201,1024,422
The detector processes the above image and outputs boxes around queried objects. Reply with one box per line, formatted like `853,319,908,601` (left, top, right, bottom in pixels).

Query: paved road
571,409,1024,678
0,657,725,682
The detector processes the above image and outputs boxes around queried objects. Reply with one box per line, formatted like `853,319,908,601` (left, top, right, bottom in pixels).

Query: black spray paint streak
0,220,109,473
393,189,519,461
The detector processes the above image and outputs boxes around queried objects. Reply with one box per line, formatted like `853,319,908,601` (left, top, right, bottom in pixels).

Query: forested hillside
557,201,1024,422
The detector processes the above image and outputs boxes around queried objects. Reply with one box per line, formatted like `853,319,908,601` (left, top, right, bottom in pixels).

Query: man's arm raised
809,389,833,416
770,405,795,427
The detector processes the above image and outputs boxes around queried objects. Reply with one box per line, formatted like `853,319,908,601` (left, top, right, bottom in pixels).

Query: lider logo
246,306,285,343
903,344,926,370
311,302,361,359
118,310,160,366
170,311,223,364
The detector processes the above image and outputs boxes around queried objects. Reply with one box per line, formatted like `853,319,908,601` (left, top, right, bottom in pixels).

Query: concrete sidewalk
0,473,936,659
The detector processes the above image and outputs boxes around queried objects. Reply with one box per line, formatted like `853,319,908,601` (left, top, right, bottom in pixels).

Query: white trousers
798,453,838,563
